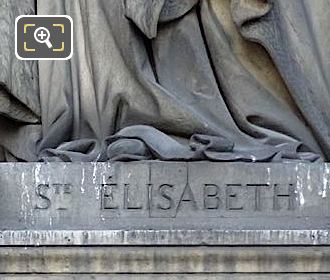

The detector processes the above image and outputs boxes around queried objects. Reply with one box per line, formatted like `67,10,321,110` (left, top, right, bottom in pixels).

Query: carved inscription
34,181,299,217
35,184,73,210
23,161,330,221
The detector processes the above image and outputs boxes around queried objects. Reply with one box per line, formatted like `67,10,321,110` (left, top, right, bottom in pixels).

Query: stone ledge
0,229,329,246
0,247,329,273
0,275,330,280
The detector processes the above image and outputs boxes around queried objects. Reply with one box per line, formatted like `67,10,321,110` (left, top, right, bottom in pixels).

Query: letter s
157,184,174,210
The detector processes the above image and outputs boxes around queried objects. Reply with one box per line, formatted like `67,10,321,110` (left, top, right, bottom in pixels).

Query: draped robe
1,0,330,162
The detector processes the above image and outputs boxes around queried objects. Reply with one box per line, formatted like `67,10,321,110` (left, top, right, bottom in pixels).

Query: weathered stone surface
2,275,330,280
0,162,329,245
0,247,329,273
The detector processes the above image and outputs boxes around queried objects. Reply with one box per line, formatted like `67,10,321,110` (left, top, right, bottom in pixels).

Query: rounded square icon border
15,15,73,61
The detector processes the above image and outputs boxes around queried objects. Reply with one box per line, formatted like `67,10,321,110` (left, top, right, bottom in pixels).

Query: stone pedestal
0,162,329,278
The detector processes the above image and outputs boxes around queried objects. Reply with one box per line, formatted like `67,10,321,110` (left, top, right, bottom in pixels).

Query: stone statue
0,0,329,162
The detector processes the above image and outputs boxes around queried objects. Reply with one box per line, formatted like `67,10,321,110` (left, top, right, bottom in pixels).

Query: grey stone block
0,247,329,273
0,162,329,245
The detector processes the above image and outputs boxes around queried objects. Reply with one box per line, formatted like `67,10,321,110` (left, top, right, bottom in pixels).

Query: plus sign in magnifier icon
34,27,53,48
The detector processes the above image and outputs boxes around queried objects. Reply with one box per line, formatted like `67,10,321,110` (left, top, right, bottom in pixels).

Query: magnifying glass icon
34,27,53,49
